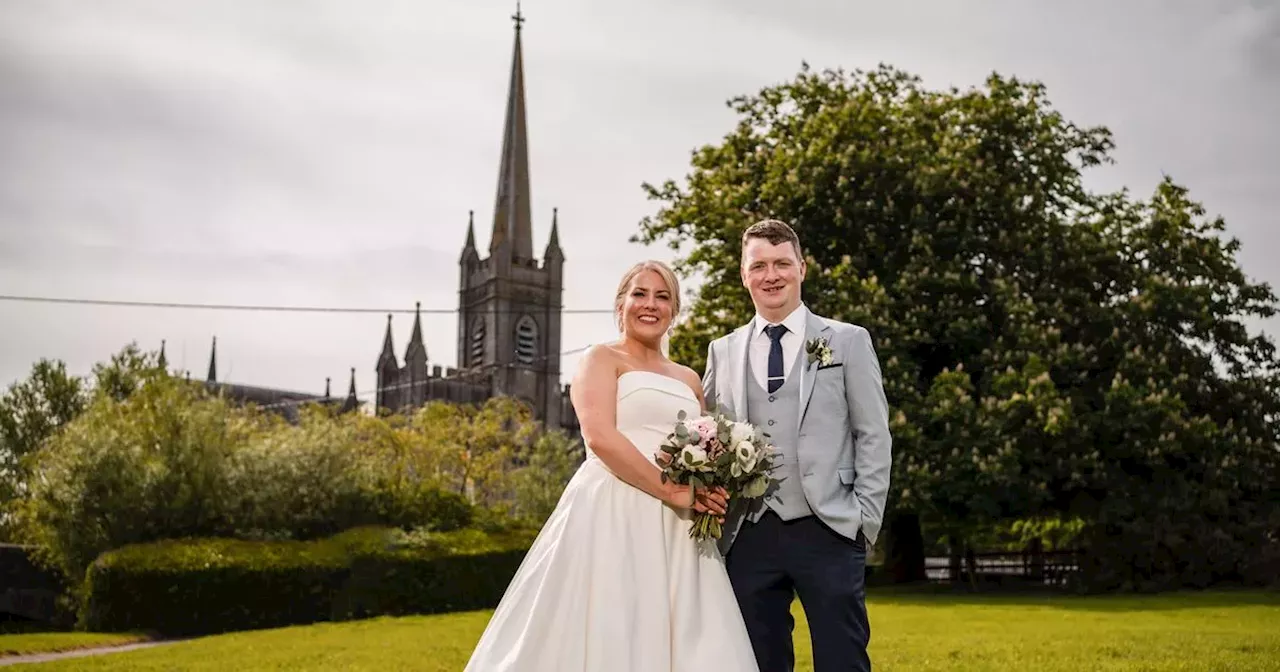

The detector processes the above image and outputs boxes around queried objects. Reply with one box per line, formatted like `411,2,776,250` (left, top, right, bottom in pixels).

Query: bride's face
620,270,674,342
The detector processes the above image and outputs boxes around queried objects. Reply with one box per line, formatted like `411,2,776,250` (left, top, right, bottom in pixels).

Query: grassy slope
0,632,148,657
11,590,1280,671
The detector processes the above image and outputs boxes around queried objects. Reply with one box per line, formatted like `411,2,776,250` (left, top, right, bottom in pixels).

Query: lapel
728,322,752,418
798,308,831,427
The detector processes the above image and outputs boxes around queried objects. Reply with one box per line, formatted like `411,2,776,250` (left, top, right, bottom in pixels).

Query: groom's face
741,237,805,317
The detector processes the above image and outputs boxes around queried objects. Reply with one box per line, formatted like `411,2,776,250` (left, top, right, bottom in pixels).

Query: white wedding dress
465,371,760,671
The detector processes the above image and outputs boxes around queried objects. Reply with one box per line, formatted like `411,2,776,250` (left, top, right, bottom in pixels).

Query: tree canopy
635,63,1280,590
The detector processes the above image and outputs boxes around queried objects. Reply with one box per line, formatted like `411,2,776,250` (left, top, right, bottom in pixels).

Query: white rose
729,421,754,446
680,445,708,468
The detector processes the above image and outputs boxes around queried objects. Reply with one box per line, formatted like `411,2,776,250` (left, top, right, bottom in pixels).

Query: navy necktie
764,324,787,393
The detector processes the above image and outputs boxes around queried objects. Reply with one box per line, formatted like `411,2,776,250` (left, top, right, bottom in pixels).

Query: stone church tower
376,8,574,432
458,7,566,428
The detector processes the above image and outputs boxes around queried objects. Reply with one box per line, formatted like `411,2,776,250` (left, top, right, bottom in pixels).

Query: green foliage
15,373,259,584
90,343,169,403
337,527,537,619
634,63,1280,589
0,359,87,540
224,407,473,541
80,526,535,636
81,533,355,636
505,430,583,525
15,347,574,598
1,343,171,542
417,397,542,506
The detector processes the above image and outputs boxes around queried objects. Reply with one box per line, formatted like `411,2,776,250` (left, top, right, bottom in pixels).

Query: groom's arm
701,340,719,413
843,327,892,543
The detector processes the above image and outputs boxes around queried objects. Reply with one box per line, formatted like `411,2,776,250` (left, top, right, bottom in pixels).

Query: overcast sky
1,0,1277,400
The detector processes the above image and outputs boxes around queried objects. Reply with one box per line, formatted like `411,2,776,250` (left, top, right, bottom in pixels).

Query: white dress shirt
749,303,807,391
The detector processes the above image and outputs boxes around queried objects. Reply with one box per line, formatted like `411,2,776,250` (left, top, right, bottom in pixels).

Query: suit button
768,420,775,426
768,395,776,402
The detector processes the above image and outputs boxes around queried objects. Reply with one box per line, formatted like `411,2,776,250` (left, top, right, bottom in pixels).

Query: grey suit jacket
703,306,892,554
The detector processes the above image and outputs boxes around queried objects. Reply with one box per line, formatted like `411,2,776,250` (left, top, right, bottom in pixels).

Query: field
3,589,1277,670
0,630,145,658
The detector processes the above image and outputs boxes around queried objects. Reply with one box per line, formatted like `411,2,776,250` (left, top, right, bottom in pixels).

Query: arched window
469,318,486,367
514,316,538,366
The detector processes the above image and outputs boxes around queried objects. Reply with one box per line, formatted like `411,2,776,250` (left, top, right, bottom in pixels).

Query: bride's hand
661,483,695,510
694,486,728,517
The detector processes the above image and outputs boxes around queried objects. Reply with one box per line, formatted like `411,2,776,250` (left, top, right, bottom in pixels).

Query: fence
924,546,1080,587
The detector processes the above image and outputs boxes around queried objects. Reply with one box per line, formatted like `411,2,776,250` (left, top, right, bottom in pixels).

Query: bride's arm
572,347,692,508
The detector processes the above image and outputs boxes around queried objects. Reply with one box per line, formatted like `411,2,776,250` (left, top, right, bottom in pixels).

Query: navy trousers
725,511,871,672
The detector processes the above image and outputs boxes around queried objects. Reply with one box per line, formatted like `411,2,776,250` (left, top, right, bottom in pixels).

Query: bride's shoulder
576,344,624,376
669,363,700,386
665,364,705,402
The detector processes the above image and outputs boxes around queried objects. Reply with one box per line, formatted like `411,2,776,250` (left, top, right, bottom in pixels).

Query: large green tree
635,64,1280,590
0,343,170,541
0,359,88,540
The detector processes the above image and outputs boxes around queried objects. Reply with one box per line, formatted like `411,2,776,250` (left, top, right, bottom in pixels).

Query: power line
207,344,596,411
0,295,615,314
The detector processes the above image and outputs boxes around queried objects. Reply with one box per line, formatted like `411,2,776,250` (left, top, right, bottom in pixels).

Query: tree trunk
965,544,979,590
885,510,928,583
948,535,963,586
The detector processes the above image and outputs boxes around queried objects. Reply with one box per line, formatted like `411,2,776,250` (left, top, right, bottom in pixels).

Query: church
194,10,578,434
371,9,578,434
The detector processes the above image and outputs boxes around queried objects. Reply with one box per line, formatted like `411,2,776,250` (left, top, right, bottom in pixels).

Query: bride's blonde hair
614,260,682,332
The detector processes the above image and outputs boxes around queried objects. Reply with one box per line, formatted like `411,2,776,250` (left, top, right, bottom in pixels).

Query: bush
506,430,583,526
336,527,538,619
223,412,474,539
17,376,490,586
80,526,535,636
16,375,263,584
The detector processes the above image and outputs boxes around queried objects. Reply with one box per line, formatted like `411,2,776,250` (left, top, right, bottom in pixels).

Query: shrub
81,536,350,636
336,527,538,619
16,375,264,584
80,526,535,636
17,378,482,588
506,430,583,525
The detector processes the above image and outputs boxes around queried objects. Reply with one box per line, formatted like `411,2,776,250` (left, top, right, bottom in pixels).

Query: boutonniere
805,337,835,368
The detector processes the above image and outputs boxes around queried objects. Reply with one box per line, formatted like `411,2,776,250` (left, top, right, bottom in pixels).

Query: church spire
489,3,534,261
405,301,427,365
342,367,359,413
207,336,217,383
378,314,397,369
544,207,563,261
460,210,479,265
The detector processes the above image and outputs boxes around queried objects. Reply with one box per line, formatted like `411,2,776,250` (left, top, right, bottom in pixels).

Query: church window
470,318,486,367
515,316,538,366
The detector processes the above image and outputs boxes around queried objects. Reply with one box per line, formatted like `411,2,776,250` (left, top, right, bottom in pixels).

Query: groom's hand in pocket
694,486,728,519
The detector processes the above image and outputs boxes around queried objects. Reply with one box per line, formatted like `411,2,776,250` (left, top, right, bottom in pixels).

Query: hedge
336,528,535,619
80,526,538,637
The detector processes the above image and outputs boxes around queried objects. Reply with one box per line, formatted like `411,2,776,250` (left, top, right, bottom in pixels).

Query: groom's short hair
742,219,803,261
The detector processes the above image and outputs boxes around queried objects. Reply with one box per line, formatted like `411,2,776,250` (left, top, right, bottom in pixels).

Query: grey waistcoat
744,346,813,522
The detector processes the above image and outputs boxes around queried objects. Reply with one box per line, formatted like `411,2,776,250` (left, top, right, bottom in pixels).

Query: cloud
1,0,1276,394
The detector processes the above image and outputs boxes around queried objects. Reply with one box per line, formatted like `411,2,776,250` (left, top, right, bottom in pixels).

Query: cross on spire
512,2,525,31
490,0,533,260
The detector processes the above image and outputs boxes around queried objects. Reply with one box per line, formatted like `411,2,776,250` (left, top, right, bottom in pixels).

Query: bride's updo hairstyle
614,260,682,332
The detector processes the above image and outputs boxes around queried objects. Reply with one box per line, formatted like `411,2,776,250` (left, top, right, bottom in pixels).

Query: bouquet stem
689,512,723,541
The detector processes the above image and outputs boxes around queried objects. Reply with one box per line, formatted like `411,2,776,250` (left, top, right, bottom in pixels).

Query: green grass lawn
6,589,1278,670
0,630,148,657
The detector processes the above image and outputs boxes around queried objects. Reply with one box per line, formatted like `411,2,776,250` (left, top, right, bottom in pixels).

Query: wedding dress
464,370,759,671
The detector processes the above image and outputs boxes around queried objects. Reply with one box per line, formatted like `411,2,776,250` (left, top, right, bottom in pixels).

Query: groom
702,219,892,672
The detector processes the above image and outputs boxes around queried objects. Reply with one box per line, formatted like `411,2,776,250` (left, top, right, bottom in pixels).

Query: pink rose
690,417,718,445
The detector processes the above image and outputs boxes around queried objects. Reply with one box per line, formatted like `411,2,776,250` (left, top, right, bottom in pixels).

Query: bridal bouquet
657,409,779,540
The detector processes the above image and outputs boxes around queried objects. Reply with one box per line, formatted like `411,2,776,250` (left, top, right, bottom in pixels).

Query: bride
464,260,760,671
